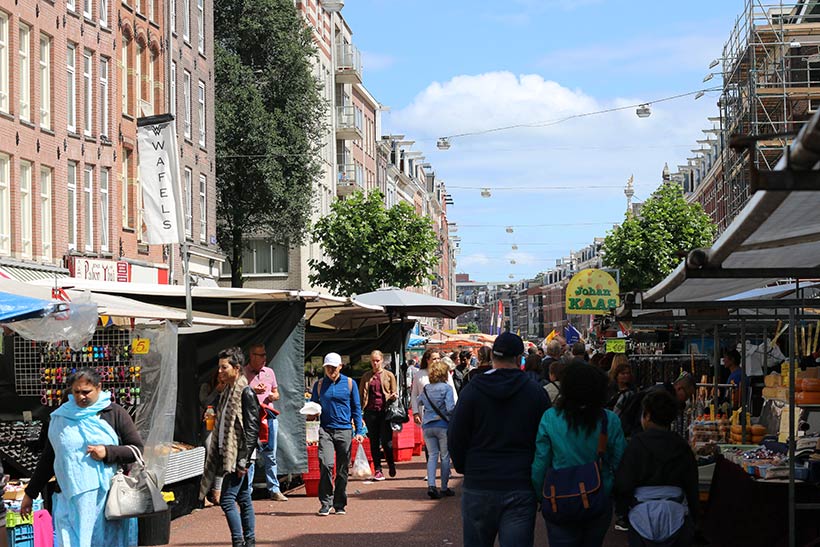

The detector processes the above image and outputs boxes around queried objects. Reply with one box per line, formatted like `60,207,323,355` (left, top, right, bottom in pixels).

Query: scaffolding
719,0,820,228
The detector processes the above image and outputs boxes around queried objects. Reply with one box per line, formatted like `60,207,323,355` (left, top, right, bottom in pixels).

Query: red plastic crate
304,478,319,497
393,446,413,462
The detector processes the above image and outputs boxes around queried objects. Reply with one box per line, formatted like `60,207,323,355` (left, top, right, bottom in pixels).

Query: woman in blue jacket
532,363,626,547
418,357,456,499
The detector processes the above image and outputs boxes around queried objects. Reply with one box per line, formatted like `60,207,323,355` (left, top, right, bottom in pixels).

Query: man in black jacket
620,372,696,439
614,389,699,546
449,332,550,547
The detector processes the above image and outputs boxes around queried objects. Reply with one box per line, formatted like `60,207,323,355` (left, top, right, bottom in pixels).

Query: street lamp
320,0,344,11
437,137,451,150
480,188,491,198
636,104,651,118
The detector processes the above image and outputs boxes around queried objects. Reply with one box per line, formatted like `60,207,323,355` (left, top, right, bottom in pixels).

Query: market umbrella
353,288,478,319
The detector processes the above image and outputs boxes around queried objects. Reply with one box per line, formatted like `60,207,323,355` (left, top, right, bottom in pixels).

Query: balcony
336,105,363,141
336,164,362,196
335,43,362,84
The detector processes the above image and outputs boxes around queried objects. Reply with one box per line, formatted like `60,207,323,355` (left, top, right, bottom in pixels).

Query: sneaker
614,517,629,531
441,488,455,497
373,471,385,481
427,486,441,500
333,507,346,515
317,506,331,516
270,491,288,502
388,464,396,478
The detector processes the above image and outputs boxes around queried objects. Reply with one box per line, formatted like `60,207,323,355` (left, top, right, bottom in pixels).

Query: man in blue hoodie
448,332,551,547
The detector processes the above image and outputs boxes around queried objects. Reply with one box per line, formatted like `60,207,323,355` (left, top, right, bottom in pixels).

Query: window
183,70,191,138
66,0,75,11
199,174,206,242
197,80,205,146
20,161,31,258
145,50,154,114
242,240,289,274
99,0,108,27
83,0,92,20
67,44,76,132
19,24,30,122
169,0,176,34
100,57,108,137
100,168,109,251
120,36,128,116
83,50,92,135
135,43,142,110
0,12,8,113
0,153,8,254
135,0,141,15
184,167,192,237
39,35,50,129
83,166,93,251
121,149,129,228
183,0,190,42
40,167,51,259
169,61,176,116
197,0,204,54
67,162,77,249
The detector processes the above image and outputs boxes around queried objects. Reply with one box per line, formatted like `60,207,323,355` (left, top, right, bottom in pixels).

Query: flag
546,329,558,343
564,324,582,345
496,301,504,335
137,114,185,244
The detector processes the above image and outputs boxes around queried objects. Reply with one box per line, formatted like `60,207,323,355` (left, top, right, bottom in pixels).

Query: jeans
544,501,612,547
627,516,694,547
318,427,352,510
259,417,281,493
363,409,394,472
461,488,537,547
424,426,449,488
220,471,255,543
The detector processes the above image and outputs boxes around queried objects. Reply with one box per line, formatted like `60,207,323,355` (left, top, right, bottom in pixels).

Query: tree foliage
309,191,440,296
601,181,717,292
215,0,326,286
465,322,480,334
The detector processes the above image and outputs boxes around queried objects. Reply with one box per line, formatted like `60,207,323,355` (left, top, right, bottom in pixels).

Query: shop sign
71,257,130,282
565,269,620,315
606,339,627,353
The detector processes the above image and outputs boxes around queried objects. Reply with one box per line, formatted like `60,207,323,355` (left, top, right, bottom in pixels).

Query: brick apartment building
0,0,219,284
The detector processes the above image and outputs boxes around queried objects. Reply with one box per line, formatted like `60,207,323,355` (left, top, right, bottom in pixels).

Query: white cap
323,352,343,367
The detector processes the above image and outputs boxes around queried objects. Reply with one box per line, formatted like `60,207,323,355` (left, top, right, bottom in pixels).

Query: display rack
13,328,141,413
0,420,43,477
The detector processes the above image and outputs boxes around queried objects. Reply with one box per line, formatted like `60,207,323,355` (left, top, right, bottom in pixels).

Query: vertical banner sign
137,114,185,244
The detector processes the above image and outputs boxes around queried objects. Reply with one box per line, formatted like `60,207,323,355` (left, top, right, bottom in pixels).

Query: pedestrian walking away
359,349,398,480
200,347,261,547
449,332,551,547
244,343,287,502
309,352,365,516
418,358,456,499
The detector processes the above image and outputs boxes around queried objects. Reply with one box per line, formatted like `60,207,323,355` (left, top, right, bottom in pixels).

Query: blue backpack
541,413,609,525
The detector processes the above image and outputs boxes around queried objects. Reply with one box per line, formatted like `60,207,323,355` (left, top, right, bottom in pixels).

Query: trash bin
137,509,171,546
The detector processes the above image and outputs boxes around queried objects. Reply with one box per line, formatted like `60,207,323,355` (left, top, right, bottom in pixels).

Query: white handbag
104,445,168,520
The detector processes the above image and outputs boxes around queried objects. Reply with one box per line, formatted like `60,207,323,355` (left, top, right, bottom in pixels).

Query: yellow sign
565,269,620,315
606,339,627,354
132,338,151,354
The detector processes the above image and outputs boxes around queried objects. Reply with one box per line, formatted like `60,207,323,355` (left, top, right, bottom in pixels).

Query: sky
341,0,744,283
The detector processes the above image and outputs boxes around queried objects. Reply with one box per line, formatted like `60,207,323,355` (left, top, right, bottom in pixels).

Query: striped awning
0,264,69,283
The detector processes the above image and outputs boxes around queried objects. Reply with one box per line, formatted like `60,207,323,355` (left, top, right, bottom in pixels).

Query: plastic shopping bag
351,443,371,478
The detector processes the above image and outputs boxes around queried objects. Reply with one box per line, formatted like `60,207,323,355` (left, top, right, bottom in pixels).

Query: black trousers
363,409,394,472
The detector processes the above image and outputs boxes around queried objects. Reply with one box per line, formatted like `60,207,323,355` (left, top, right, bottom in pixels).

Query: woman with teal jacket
531,363,626,547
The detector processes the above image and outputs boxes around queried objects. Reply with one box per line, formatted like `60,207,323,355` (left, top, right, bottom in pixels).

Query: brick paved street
166,456,628,547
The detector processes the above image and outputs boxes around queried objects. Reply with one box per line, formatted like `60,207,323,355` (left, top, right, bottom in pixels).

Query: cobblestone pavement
166,456,628,547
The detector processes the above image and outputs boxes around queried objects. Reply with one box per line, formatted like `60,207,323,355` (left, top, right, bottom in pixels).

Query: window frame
183,70,191,139
0,153,9,255
83,49,93,136
183,0,190,42
0,12,7,114
169,60,176,117
83,165,94,252
197,0,204,54
83,0,93,20
199,174,206,243
67,161,77,250
39,34,51,129
40,166,52,260
100,57,109,137
67,43,76,132
121,149,130,228
184,167,192,237
100,168,109,252
20,160,32,258
99,0,108,27
197,80,205,146
19,23,31,122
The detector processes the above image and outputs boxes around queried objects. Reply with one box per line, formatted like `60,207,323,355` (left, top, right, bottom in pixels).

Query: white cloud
384,71,717,280
361,51,397,72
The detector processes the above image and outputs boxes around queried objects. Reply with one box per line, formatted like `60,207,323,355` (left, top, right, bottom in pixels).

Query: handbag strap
422,385,449,423
125,445,146,468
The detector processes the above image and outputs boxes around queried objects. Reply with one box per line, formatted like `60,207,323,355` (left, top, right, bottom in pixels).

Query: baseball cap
323,352,343,367
492,332,525,357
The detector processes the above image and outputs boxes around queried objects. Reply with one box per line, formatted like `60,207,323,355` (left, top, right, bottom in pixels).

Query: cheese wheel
751,424,767,436
751,434,764,444
731,424,751,434
764,374,782,388
796,391,820,405
799,378,820,392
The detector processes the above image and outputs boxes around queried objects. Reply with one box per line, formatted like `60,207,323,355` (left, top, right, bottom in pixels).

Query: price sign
606,339,627,354
132,338,151,354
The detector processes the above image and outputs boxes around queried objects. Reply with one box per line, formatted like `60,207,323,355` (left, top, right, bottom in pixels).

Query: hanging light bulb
480,188,491,198
511,244,518,250
508,274,515,279
636,104,651,118
505,226,514,234
510,259,516,265
437,137,451,150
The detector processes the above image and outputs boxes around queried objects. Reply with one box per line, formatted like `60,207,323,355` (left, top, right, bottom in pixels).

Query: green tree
601,181,717,292
215,0,326,287
465,322,480,334
309,191,440,296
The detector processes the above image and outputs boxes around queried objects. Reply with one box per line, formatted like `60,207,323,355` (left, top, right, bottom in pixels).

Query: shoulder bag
422,385,450,423
541,412,609,525
105,445,168,520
